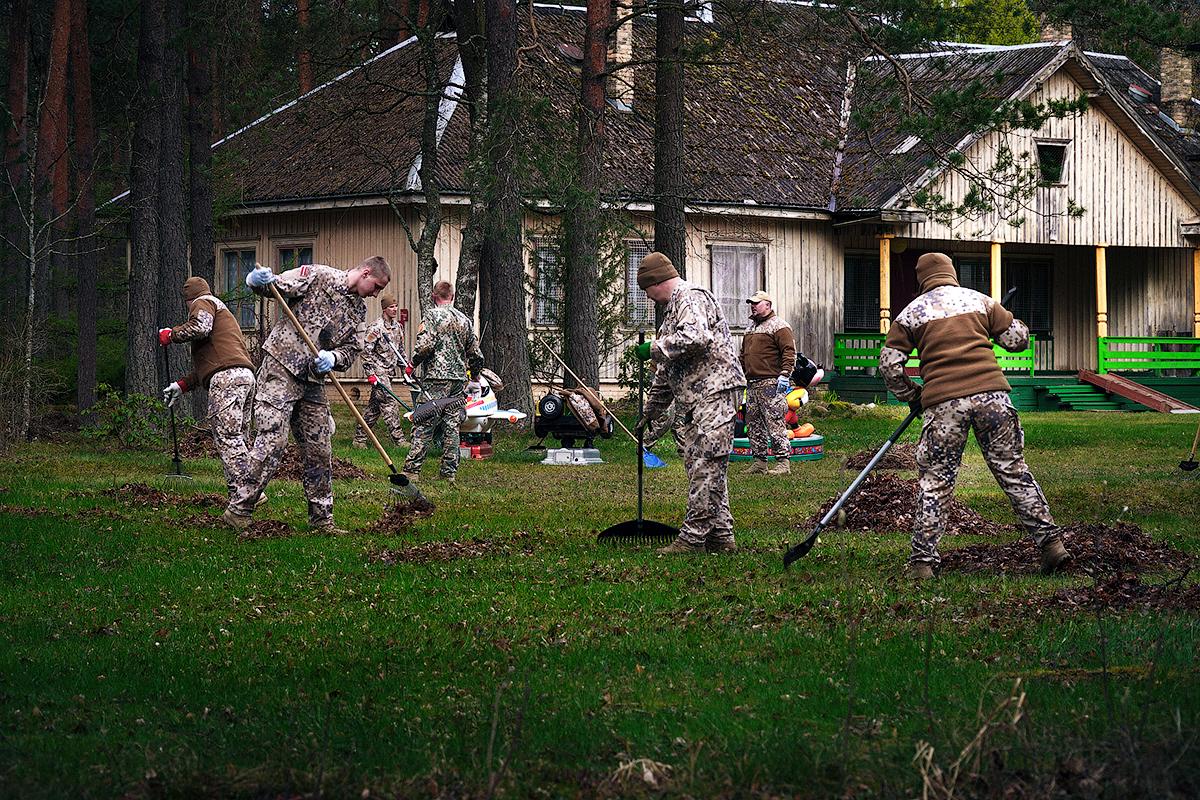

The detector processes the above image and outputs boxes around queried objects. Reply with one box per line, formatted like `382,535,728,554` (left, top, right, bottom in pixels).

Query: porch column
1095,243,1108,339
878,233,893,333
1193,248,1200,338
989,241,1002,300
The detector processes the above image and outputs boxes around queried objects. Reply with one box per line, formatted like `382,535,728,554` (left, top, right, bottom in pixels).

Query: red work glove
404,365,414,377
367,374,378,385
158,328,173,347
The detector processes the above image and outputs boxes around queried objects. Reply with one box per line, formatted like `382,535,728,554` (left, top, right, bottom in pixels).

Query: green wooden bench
833,333,1037,375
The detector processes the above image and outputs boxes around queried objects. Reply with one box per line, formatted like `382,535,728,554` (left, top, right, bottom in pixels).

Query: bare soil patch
93,482,226,509
844,442,918,471
372,533,533,565
363,497,437,534
1017,573,1200,613
941,522,1192,576
803,472,1011,537
237,520,297,541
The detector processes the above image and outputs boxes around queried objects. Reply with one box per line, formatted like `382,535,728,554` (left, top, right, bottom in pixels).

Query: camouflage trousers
745,377,790,460
644,400,683,458
206,367,255,499
353,378,407,446
402,379,466,478
677,389,738,547
228,356,335,526
913,391,1059,566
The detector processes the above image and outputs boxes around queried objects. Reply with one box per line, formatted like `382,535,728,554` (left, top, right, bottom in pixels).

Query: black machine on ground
533,392,614,448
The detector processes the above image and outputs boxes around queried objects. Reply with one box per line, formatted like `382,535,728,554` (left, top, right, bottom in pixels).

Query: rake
597,331,679,544
161,344,192,482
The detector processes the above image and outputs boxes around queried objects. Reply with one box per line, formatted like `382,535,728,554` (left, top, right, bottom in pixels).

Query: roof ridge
864,40,1069,62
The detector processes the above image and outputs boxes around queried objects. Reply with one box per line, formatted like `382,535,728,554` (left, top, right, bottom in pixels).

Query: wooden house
201,1,1200,408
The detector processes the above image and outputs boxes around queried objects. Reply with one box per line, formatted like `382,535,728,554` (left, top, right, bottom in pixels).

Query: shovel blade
1181,460,1199,472
597,519,678,544
782,529,821,568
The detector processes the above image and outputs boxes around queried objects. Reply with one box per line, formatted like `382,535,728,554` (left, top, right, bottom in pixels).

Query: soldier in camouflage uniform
739,290,797,475
222,256,391,533
880,252,1071,579
353,295,409,448
635,252,747,554
159,276,256,499
402,281,484,483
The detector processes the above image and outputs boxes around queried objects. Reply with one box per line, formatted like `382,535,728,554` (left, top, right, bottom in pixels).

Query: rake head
597,519,679,544
411,396,466,426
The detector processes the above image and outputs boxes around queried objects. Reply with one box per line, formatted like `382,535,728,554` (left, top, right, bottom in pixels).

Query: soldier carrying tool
353,295,409,449
634,252,747,555
159,276,256,500
222,256,391,533
879,252,1071,579
401,281,483,485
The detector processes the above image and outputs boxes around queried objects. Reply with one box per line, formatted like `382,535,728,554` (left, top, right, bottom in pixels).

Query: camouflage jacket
252,264,367,383
412,303,483,382
647,280,746,413
361,317,405,381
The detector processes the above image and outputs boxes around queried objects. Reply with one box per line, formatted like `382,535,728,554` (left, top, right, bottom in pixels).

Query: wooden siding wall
217,206,845,383
895,70,1199,248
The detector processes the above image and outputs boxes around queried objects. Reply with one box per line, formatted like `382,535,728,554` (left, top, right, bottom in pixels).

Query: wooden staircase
1037,383,1134,411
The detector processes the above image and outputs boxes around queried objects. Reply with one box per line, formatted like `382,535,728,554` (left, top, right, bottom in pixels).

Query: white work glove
465,379,482,397
246,264,277,288
162,382,183,408
313,350,336,374
776,375,791,396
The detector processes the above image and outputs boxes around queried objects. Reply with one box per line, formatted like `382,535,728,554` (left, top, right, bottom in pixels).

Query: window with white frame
711,244,765,328
221,248,258,328
625,239,653,328
843,251,879,332
1035,140,1069,185
1002,257,1053,335
531,241,562,326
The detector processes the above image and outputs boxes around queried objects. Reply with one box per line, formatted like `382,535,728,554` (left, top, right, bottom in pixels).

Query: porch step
1038,384,1138,411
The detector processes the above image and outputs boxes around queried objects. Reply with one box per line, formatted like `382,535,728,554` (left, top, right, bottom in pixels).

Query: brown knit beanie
915,252,958,292
182,276,211,301
637,252,680,290
380,295,398,310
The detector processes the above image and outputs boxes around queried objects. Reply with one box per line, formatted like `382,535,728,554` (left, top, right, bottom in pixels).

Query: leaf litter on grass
941,522,1192,576
177,429,366,480
803,472,1011,537
844,442,918,471
1013,572,1200,614
371,532,534,564
363,496,437,534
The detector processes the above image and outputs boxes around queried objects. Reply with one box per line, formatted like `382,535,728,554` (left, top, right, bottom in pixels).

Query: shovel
161,344,192,482
1181,416,1200,472
783,406,920,567
533,332,666,468
267,283,422,500
597,331,679,544
367,374,414,412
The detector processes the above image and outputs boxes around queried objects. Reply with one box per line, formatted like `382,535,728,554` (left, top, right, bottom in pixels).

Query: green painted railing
1097,336,1200,375
833,333,1037,375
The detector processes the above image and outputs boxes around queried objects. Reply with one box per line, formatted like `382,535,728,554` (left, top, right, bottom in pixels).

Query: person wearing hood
159,276,256,499
739,290,797,475
879,252,1071,580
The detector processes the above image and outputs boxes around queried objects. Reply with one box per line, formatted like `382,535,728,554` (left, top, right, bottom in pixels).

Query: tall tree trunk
187,30,214,287
126,0,166,397
35,0,71,322
482,0,531,414
71,0,98,413
159,0,190,398
561,0,609,389
450,0,485,320
4,0,31,310
413,3,445,316
298,0,313,93
652,0,686,279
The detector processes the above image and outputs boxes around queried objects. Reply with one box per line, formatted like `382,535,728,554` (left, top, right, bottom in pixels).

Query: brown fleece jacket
170,277,255,391
739,311,797,379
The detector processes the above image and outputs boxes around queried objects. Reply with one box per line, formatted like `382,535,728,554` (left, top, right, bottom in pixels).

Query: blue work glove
246,265,277,288
314,350,336,374
776,376,790,396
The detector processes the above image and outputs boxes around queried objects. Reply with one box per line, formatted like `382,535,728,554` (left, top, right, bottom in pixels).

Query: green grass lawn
1,408,1198,798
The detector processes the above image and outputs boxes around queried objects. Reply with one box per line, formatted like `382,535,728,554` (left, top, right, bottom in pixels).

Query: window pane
223,249,257,327
532,243,562,326
1003,258,1052,334
843,253,879,331
625,240,653,328
712,245,764,327
956,255,989,294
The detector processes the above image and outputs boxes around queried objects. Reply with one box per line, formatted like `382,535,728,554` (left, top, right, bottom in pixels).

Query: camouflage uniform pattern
402,303,483,478
206,367,255,498
744,377,790,461
228,264,368,526
354,316,407,446
913,391,1060,566
644,400,683,457
646,281,746,547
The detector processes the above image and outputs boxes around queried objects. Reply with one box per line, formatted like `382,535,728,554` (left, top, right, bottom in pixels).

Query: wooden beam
878,234,893,333
990,241,1002,300
1095,243,1108,339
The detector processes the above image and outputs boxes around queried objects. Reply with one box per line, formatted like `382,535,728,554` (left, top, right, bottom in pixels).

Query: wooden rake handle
266,282,398,473
533,333,639,443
